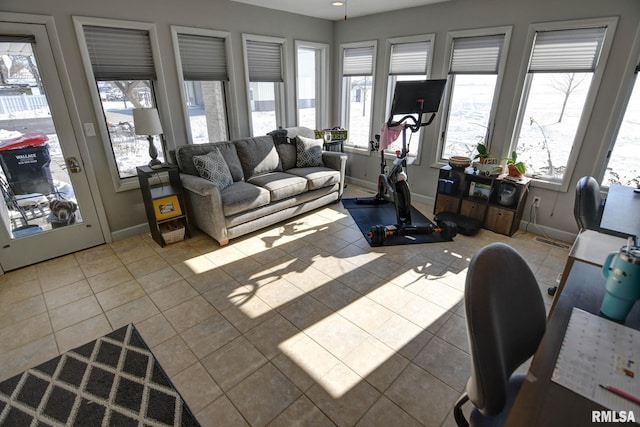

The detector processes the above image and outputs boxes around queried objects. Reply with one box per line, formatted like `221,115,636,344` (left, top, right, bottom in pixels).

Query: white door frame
0,13,110,272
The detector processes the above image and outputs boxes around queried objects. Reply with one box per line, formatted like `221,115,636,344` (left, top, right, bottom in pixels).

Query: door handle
66,157,81,173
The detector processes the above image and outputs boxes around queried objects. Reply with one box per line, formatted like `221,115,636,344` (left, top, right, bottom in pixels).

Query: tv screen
389,79,447,116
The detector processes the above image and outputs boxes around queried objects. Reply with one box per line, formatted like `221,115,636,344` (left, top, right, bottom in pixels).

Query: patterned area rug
0,324,200,426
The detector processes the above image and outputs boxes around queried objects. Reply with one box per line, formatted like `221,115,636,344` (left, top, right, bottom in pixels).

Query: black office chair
573,176,604,231
453,243,546,427
549,176,604,296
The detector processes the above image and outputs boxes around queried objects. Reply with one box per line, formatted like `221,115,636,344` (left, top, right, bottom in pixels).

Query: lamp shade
133,108,163,135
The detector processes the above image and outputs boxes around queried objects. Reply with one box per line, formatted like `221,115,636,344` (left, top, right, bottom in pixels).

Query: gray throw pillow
296,135,324,168
235,136,283,179
193,148,233,190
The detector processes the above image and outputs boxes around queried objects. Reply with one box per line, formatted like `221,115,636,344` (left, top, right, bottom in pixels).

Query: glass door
0,21,104,271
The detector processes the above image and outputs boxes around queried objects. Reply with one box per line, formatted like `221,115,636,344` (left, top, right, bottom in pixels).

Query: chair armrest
180,174,220,198
322,151,347,173
180,173,229,244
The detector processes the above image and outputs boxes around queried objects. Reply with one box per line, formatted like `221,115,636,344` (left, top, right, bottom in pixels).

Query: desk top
601,184,640,240
506,260,640,426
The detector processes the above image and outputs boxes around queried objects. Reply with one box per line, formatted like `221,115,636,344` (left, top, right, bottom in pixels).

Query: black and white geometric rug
0,324,200,426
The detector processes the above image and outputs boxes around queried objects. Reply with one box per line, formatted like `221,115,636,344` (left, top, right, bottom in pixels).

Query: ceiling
230,0,450,21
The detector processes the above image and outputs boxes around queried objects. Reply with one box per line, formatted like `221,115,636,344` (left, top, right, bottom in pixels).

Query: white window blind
246,40,283,82
529,27,606,73
343,45,375,76
450,34,505,74
83,26,156,80
178,34,228,81
389,41,429,75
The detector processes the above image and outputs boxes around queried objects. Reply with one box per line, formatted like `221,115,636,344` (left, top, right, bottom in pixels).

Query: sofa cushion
220,181,270,217
235,136,282,179
287,167,341,191
276,141,297,171
296,136,324,168
176,141,244,182
192,148,233,190
248,172,308,202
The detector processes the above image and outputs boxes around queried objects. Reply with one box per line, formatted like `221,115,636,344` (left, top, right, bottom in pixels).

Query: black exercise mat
0,324,200,426
342,198,448,246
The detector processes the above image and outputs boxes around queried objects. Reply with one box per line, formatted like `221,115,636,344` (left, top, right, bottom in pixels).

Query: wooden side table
136,164,190,247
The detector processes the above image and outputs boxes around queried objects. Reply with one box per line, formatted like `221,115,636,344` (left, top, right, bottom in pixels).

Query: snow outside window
511,21,615,185
440,31,508,161
602,63,640,187
81,25,162,179
341,42,376,149
176,32,230,144
385,36,433,158
243,35,286,137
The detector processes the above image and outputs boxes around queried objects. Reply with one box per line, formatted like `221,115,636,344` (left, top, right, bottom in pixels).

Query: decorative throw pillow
193,148,233,190
296,135,324,168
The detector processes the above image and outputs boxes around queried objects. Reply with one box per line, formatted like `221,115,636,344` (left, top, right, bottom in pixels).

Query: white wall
333,0,640,241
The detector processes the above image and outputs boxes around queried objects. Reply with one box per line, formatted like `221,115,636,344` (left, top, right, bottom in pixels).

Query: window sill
344,145,372,156
527,176,570,192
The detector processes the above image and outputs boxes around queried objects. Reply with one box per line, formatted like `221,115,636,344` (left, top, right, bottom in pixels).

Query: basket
314,129,348,141
160,221,185,244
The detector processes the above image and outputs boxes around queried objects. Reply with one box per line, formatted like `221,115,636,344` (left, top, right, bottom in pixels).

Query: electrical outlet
532,196,541,207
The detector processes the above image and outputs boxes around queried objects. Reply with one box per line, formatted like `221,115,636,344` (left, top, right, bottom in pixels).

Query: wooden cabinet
484,206,516,235
434,165,530,236
435,194,461,215
137,164,190,247
460,199,487,221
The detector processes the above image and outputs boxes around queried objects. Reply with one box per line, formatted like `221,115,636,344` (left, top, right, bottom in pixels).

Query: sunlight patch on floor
277,282,461,398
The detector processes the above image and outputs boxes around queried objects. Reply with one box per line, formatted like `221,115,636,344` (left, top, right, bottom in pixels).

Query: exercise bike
355,80,457,245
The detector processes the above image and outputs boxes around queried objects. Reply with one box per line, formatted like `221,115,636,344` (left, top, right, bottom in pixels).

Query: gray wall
2,0,639,241
333,0,640,241
1,0,332,237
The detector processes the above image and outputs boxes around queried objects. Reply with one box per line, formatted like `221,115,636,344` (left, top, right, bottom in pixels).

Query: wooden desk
601,184,640,241
506,261,640,426
549,230,628,317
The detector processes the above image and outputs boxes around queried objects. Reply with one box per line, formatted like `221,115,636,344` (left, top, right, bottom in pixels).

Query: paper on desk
552,308,640,413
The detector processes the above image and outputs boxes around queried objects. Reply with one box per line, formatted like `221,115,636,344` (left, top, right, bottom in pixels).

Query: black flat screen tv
389,79,447,116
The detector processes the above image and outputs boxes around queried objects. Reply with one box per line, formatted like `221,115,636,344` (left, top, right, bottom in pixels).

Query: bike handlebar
387,112,436,133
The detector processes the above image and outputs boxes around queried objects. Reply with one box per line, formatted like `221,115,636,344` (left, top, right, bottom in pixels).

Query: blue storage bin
438,177,459,194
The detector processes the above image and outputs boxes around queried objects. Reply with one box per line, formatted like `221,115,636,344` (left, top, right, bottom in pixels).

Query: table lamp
133,108,163,168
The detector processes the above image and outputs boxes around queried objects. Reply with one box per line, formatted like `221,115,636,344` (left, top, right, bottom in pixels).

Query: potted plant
505,151,526,177
474,143,490,164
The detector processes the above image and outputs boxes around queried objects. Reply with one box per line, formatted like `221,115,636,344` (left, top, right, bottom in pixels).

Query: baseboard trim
517,220,576,244
111,223,150,242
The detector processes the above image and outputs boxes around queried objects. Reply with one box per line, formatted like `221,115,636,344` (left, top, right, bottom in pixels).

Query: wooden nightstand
136,164,190,247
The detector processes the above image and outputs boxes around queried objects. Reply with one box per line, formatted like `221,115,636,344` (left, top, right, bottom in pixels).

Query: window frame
171,26,238,144
340,40,377,153
598,55,640,188
73,16,173,192
294,40,329,130
241,33,287,137
382,34,435,164
436,26,512,166
507,17,618,192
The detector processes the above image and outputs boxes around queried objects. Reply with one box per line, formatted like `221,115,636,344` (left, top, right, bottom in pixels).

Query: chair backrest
464,242,546,416
574,176,603,230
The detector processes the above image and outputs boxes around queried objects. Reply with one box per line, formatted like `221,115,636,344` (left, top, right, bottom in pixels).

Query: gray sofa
175,127,347,246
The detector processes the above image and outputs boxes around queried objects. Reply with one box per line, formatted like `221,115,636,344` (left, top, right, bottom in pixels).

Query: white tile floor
0,184,569,426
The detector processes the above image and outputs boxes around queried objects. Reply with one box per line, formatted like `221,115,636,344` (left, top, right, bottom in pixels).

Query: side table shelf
136,164,191,247
434,165,530,236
